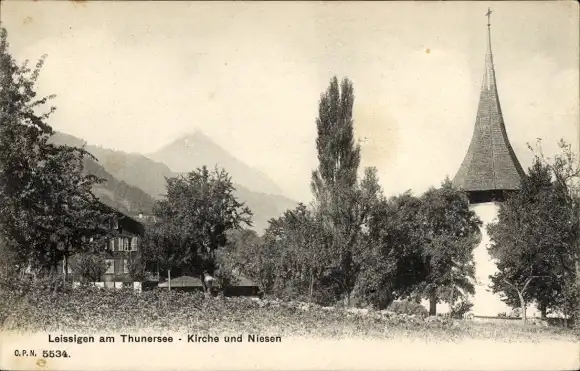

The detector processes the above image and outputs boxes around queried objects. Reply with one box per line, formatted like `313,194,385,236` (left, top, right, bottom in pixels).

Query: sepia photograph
0,1,579,370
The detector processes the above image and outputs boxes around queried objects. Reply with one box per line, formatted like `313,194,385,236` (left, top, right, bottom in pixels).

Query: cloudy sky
2,1,578,201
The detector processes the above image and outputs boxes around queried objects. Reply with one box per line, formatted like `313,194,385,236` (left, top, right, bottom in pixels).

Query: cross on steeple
486,8,492,27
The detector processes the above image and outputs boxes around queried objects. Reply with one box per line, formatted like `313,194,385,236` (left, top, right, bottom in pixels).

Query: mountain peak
49,130,296,233
176,129,220,149
180,128,208,139
149,131,284,196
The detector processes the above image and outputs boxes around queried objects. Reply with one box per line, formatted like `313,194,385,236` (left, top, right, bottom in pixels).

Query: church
451,9,537,317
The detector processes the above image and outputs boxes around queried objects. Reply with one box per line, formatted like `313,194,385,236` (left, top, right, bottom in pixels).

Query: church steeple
482,9,496,92
452,9,526,204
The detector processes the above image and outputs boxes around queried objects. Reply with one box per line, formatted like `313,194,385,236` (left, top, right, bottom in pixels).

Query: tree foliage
357,192,425,309
218,77,481,313
415,178,481,315
488,140,580,322
358,180,481,312
0,26,114,278
225,228,278,295
142,166,252,289
310,76,380,304
69,252,110,284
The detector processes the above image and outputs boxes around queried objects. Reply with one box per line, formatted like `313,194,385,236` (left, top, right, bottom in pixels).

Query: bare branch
502,277,518,291
522,276,535,293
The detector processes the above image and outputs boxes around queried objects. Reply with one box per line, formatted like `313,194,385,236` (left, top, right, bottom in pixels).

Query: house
224,275,261,297
157,274,261,297
157,276,204,292
58,206,147,291
100,210,146,290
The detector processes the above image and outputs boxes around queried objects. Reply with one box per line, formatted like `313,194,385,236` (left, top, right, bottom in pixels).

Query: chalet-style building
58,206,147,291
101,211,145,289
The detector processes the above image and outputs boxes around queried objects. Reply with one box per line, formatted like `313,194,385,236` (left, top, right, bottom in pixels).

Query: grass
1,286,577,343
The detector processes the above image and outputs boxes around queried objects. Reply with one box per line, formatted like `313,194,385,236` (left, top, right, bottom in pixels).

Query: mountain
148,130,284,196
48,131,298,232
49,132,173,199
48,132,156,216
82,158,157,216
233,185,298,232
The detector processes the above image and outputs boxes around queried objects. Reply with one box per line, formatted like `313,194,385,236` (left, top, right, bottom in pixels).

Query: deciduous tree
489,141,580,323
142,202,194,290
0,26,114,278
357,192,424,308
143,166,252,290
69,252,110,284
416,179,481,315
311,76,375,305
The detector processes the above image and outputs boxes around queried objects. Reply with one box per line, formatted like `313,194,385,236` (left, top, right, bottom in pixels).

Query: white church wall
418,202,541,318
469,202,540,317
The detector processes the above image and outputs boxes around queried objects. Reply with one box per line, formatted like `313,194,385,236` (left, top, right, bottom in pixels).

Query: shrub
214,269,240,293
125,252,146,282
387,300,429,317
351,272,394,310
69,253,109,283
450,300,474,319
509,307,521,318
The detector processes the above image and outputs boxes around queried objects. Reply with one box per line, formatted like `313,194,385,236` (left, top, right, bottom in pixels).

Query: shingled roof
453,19,525,196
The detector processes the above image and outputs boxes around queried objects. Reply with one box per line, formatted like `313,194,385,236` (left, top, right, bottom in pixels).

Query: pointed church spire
483,8,496,92
452,9,526,204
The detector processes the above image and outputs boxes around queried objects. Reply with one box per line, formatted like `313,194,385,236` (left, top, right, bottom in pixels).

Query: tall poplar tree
310,76,364,304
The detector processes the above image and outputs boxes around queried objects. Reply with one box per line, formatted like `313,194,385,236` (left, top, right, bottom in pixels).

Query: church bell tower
452,8,526,204
452,9,529,317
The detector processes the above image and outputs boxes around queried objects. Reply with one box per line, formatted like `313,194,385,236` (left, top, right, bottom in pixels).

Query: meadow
1,285,576,344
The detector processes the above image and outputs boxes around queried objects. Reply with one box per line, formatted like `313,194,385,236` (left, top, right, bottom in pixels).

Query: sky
2,1,578,202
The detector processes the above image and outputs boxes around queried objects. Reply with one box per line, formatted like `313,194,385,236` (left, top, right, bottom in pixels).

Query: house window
131,237,138,251
109,239,115,251
117,237,123,251
112,218,119,230
123,259,129,274
105,259,114,274
123,238,130,252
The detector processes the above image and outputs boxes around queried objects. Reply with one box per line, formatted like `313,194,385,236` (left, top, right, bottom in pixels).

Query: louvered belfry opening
452,12,525,204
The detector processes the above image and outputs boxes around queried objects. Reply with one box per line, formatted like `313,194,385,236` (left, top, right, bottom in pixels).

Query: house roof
158,276,203,288
236,276,257,287
452,21,525,193
97,200,144,226
128,213,157,225
157,275,258,288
